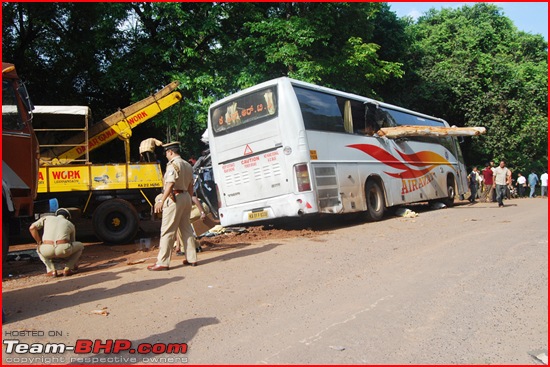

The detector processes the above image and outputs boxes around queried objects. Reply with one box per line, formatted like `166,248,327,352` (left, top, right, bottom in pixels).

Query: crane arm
40,82,181,165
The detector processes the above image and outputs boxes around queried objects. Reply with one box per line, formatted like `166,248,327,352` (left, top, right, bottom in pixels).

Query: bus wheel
93,199,139,244
441,176,456,208
365,179,385,221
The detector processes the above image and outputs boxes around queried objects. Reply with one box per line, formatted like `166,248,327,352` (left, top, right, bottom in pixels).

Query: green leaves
403,3,548,173
2,2,546,171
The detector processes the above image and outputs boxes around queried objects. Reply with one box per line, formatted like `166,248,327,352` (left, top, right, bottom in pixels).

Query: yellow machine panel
38,163,163,193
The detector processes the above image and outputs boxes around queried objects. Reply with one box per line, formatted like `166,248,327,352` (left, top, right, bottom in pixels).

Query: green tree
402,3,548,172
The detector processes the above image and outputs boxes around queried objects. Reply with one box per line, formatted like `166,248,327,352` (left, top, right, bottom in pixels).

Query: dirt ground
2,216,334,289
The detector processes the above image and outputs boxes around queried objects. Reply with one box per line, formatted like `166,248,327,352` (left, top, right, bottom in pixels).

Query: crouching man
29,208,84,277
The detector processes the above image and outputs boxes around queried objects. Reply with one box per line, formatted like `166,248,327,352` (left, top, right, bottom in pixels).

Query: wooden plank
377,126,486,139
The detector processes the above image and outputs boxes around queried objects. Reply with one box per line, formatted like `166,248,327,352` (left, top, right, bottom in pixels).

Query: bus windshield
211,86,278,135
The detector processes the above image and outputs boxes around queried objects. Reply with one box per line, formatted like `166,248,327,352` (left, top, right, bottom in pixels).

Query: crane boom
40,81,181,165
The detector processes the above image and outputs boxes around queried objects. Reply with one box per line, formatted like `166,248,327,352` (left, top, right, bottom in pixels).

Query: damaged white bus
207,77,471,227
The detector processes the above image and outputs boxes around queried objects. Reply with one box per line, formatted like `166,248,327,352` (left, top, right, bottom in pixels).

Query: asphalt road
2,198,547,365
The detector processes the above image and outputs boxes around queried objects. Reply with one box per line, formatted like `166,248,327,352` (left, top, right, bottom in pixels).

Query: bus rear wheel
92,199,139,244
364,179,385,221
441,176,456,208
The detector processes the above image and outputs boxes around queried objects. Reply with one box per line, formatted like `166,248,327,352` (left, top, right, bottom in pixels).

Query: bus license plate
248,210,268,220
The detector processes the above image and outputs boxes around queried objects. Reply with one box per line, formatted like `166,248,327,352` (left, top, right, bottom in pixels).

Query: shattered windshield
211,86,277,135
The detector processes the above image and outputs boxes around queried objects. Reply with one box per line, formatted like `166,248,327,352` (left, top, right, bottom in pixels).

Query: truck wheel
92,199,139,244
364,179,385,221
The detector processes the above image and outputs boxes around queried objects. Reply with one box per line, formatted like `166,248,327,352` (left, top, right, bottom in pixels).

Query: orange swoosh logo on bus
347,144,452,179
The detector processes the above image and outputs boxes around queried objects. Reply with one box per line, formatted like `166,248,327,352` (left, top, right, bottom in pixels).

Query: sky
387,2,548,41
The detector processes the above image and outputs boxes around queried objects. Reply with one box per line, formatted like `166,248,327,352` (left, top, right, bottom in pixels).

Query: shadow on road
3,267,184,323
72,317,220,365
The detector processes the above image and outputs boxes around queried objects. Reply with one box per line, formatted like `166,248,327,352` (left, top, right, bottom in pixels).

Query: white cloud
407,10,422,21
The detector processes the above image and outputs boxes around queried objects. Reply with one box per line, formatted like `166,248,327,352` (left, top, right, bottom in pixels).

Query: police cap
55,208,72,220
162,142,180,152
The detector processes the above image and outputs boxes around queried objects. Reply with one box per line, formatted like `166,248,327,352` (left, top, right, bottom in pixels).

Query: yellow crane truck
33,82,182,244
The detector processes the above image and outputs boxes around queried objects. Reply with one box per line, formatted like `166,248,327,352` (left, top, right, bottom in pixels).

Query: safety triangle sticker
244,144,253,155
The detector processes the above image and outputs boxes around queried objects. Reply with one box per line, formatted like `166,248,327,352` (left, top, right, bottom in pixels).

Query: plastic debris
329,345,346,351
209,225,226,234
395,208,418,218
529,350,548,365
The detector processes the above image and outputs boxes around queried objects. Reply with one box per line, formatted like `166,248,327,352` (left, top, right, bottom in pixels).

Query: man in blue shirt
528,171,539,198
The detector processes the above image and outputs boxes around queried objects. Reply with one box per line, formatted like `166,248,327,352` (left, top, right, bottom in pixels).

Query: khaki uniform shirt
165,155,193,191
32,215,76,242
139,138,163,154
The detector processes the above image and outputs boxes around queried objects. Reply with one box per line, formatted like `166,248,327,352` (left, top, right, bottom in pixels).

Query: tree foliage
402,3,548,173
2,2,547,173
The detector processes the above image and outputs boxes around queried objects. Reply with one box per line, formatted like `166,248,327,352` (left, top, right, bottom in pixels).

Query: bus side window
363,102,380,136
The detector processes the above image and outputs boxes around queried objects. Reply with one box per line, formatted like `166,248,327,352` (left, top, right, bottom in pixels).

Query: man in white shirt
541,171,548,197
516,173,527,197
493,160,512,207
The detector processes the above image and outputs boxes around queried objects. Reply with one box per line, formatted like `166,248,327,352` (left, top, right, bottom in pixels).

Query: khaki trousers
156,192,193,267
481,185,494,202
37,242,84,272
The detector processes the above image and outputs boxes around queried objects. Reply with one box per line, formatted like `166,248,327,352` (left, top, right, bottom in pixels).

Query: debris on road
529,350,548,365
394,208,418,218
127,257,156,265
329,345,346,351
91,307,109,316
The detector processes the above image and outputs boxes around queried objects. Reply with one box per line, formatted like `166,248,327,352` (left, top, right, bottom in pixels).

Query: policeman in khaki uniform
148,142,196,271
29,208,84,277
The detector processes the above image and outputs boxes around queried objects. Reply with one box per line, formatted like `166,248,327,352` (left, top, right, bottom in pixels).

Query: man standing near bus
541,171,548,197
493,160,512,207
481,162,494,202
467,167,479,203
148,142,196,271
528,170,539,198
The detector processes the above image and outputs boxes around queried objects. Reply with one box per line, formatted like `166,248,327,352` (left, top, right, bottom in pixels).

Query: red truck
2,62,40,261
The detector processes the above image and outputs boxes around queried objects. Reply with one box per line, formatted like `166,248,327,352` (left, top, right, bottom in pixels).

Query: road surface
2,198,547,365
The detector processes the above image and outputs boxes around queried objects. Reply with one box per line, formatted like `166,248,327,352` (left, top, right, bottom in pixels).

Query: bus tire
92,199,139,244
441,175,456,208
364,179,385,221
